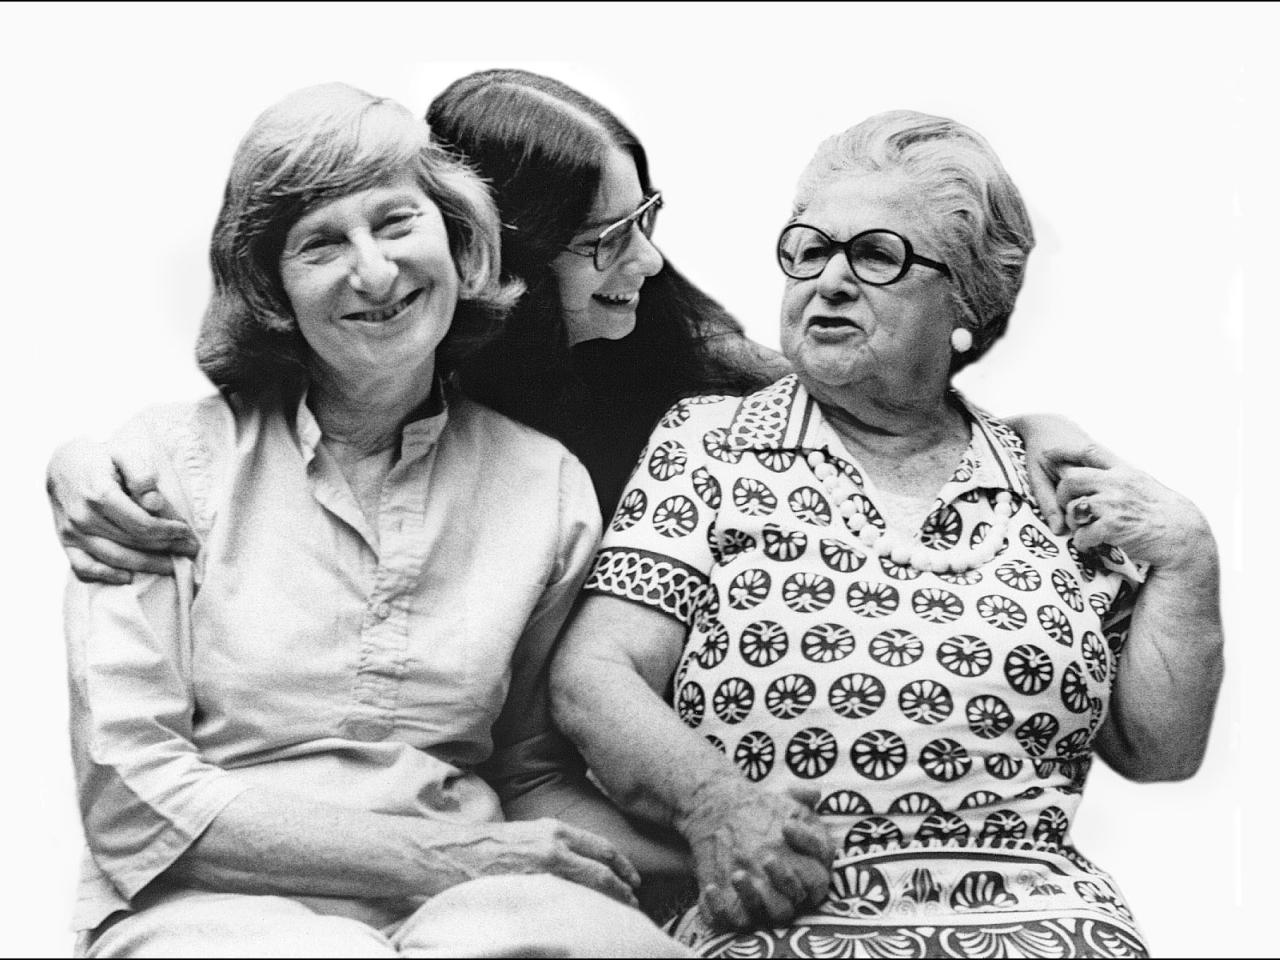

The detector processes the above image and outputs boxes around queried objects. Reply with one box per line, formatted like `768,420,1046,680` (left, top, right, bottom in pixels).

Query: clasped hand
677,779,835,932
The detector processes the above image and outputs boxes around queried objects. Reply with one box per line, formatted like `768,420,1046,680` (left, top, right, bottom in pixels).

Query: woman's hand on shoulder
1048,444,1214,572
46,437,199,584
1006,413,1098,534
433,818,641,908
676,778,834,932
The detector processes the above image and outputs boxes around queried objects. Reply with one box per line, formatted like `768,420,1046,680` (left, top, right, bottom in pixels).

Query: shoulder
447,393,595,494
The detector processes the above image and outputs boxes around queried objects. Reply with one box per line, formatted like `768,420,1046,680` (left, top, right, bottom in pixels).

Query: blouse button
375,601,392,620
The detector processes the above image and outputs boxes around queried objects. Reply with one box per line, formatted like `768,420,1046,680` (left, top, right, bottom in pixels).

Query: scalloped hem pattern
667,838,1148,958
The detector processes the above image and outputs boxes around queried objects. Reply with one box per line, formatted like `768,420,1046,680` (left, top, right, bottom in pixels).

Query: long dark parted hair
426,69,772,446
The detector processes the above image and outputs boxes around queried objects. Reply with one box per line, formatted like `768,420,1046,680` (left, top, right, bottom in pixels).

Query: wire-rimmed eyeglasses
561,192,663,271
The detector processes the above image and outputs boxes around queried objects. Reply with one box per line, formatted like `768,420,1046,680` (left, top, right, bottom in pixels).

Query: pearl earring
951,327,973,353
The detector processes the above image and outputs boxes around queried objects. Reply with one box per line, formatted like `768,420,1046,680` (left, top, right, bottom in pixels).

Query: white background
1,2,1274,955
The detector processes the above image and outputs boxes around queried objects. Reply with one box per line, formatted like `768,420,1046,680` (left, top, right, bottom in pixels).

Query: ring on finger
1070,498,1097,526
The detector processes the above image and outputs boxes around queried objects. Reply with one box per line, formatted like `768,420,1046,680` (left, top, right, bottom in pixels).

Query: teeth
353,291,417,322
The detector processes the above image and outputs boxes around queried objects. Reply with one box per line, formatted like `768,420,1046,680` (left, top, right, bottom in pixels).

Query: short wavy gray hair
198,82,523,396
792,110,1034,372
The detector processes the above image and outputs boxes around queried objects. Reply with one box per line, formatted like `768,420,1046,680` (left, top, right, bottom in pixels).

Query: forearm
1096,551,1225,781
552,649,743,833
168,787,492,899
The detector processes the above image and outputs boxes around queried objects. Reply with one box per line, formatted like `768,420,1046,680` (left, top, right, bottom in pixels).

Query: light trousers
82,875,693,958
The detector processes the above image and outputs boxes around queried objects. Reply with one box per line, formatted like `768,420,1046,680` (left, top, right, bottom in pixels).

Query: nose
814,246,860,301
347,233,397,300
619,225,664,279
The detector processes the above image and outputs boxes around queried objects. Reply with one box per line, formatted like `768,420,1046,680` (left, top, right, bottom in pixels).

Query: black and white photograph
2,2,1271,956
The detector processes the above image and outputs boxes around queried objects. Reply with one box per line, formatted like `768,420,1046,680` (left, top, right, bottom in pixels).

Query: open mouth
593,291,639,309
807,316,860,332
344,289,422,323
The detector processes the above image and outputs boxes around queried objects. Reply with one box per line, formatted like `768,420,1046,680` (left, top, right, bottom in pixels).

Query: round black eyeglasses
561,192,663,271
776,224,951,285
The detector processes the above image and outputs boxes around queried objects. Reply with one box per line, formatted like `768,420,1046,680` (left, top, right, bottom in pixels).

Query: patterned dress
584,376,1150,958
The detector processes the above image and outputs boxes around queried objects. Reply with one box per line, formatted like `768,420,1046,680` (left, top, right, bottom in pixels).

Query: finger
563,856,640,908
731,868,794,927
784,785,822,810
1072,519,1112,553
1054,470,1107,516
66,546,132,586
781,819,834,864
791,855,834,908
73,535,178,576
561,825,641,890
70,487,198,554
1041,443,1123,471
699,881,750,932
761,857,807,906
1026,460,1066,535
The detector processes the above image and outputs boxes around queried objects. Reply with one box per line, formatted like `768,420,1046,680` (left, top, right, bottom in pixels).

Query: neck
802,374,963,457
307,357,437,458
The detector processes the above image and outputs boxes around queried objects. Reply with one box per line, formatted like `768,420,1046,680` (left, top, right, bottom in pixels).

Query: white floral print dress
585,376,1150,958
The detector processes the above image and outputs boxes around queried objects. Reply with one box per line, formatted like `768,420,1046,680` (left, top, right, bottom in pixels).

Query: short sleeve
583,396,736,626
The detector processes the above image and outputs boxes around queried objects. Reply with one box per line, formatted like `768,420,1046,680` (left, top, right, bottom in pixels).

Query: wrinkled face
551,148,664,346
278,173,459,389
780,173,957,401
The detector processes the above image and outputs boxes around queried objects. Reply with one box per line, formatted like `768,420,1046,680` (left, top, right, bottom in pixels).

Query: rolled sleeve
65,403,250,924
583,397,727,625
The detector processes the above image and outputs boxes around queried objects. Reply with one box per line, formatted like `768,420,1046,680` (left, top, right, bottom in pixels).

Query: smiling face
551,148,664,345
780,173,957,406
278,173,459,392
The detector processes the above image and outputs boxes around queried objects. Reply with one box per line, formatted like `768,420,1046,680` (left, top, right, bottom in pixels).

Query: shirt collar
293,377,451,468
725,373,1034,501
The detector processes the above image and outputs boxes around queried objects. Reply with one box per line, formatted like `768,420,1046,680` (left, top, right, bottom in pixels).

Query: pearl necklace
806,449,1014,574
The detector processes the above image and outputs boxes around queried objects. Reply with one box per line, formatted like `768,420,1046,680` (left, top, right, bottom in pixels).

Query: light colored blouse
65,386,600,931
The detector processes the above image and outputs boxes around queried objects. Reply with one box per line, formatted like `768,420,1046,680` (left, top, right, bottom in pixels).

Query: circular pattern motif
1081,631,1110,683
911,588,964,624
1019,523,1060,558
898,679,954,725
1060,662,1091,714
690,467,721,508
756,450,797,473
847,581,900,618
985,753,1023,780
818,537,865,573
800,623,856,663
648,440,688,481
781,572,836,613
788,486,832,525
1052,568,1085,611
977,594,1028,631
727,569,771,611
920,505,963,549
1005,644,1055,696
732,477,778,516
676,681,705,727
734,731,775,781
919,738,972,782
937,635,992,677
868,628,924,667
1037,605,1074,646
916,812,971,843
701,427,742,464
845,817,903,849
762,524,807,562
818,790,872,816
979,810,1028,841
888,792,942,815
652,495,698,538
610,489,647,532
1015,712,1061,758
966,695,1014,739
786,727,839,778
829,673,886,719
765,674,816,720
712,677,755,724
850,730,909,780
740,620,789,667
995,559,1043,592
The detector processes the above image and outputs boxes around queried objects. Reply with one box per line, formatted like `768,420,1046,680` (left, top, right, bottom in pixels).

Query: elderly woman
65,82,688,957
550,110,1224,957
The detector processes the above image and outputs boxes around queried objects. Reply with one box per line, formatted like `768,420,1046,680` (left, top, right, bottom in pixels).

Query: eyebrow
289,192,425,237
